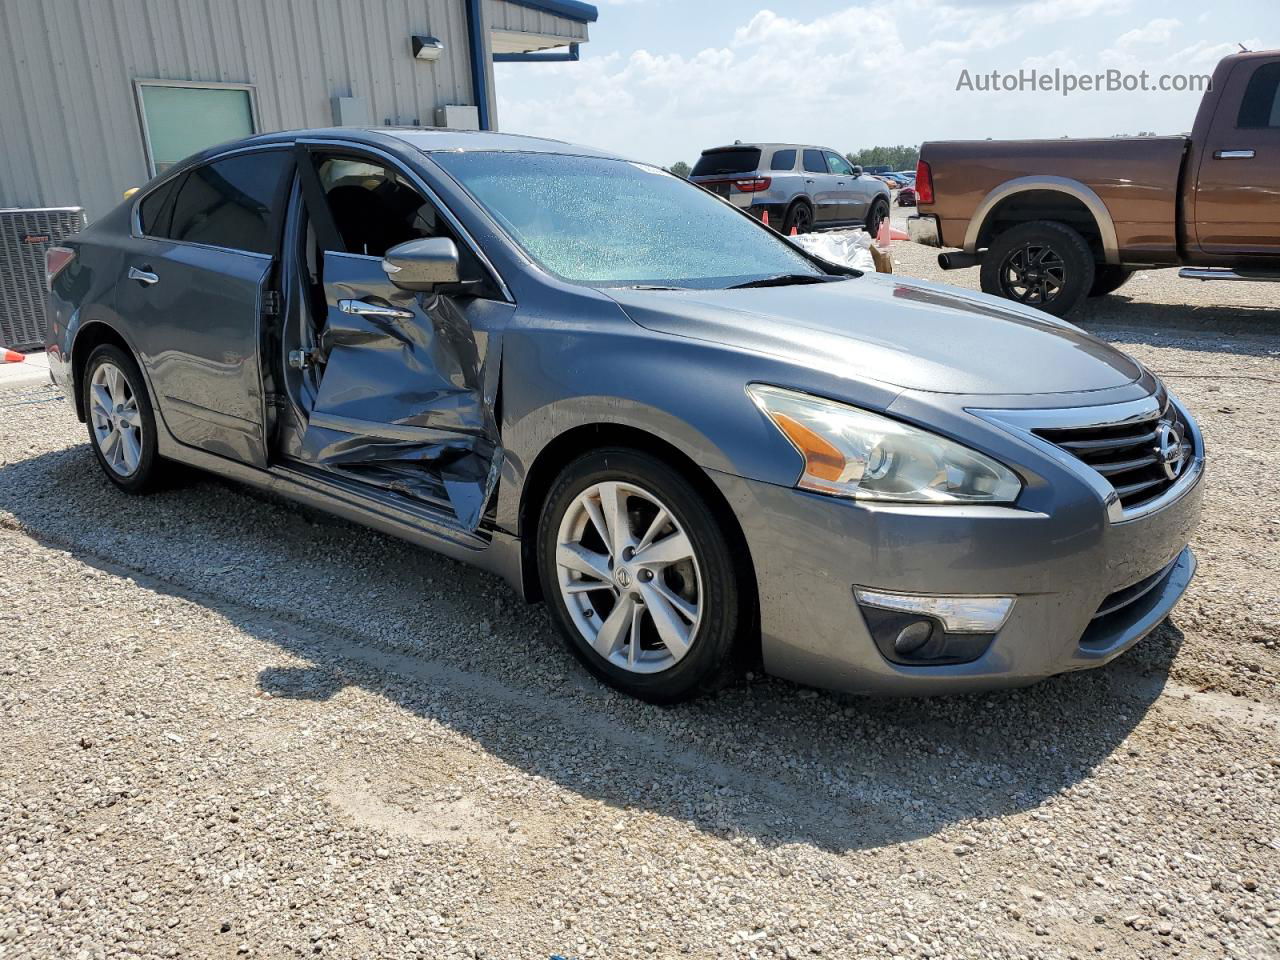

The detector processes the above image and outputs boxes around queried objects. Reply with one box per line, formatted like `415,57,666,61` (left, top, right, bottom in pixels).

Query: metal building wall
486,0,587,41
0,0,479,220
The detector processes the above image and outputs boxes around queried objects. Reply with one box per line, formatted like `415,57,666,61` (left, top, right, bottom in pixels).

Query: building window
134,80,259,176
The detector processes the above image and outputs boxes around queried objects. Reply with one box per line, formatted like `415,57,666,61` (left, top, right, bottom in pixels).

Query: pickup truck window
1238,61,1280,128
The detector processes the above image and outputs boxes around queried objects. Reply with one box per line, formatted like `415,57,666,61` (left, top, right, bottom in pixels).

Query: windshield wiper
618,284,692,291
726,273,836,289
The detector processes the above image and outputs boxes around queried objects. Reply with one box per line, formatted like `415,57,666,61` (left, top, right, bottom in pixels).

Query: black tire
1088,265,1135,298
82,343,164,494
980,220,1095,318
865,197,890,237
537,448,746,704
782,200,814,235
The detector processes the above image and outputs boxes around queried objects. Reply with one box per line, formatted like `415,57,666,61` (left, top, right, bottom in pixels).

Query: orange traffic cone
876,217,891,248
2,348,24,363
789,225,798,236
761,210,770,228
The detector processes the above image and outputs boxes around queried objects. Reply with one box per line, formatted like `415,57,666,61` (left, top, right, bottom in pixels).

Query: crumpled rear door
295,251,504,531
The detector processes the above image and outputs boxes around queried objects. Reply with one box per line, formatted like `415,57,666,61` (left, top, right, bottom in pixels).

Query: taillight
45,246,75,290
914,160,934,205
733,177,771,193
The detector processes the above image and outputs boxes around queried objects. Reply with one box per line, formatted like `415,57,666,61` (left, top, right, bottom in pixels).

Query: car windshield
431,151,829,289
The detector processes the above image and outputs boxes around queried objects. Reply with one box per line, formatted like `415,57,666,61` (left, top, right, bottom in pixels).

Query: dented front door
294,251,504,531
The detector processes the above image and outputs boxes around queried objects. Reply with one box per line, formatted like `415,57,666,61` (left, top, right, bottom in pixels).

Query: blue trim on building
493,42,579,63
504,0,598,23
464,0,492,130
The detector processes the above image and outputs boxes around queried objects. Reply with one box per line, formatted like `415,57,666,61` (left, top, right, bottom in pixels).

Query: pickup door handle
127,266,158,286
338,299,413,320
1214,149,1255,159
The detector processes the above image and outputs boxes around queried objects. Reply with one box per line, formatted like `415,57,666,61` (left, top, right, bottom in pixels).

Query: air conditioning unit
0,206,86,351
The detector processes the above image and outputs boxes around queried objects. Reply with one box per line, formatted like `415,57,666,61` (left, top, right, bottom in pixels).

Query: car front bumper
708,423,1203,696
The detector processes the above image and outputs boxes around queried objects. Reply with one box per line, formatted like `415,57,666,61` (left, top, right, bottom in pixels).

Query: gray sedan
45,128,1203,703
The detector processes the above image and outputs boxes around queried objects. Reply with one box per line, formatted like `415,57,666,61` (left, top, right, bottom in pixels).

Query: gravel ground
1,247,1278,960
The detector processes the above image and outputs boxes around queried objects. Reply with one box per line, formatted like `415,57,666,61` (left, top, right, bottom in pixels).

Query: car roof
177,126,631,169
699,143,834,154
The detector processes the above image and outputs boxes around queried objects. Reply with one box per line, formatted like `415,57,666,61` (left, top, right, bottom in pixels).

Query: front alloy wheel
538,449,746,703
555,480,703,674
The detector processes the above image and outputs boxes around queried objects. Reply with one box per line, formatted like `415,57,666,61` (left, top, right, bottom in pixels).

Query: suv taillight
914,160,934,205
45,246,75,291
733,177,771,193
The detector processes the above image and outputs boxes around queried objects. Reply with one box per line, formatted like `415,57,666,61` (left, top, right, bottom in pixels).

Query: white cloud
495,1,1246,166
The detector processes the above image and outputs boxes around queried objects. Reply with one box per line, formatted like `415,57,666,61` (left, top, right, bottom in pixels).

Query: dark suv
690,142,891,235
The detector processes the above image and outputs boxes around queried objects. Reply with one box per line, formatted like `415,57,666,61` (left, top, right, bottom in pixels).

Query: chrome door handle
1214,149,1255,159
128,266,159,285
338,299,413,320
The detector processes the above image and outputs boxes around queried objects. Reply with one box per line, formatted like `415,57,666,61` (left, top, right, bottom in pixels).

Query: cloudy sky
494,0,1272,168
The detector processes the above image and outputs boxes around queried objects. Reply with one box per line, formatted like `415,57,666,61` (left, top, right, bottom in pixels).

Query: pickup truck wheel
782,201,813,235
1088,265,1135,297
980,220,1095,317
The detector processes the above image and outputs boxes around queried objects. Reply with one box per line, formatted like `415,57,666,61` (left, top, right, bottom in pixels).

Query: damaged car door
280,147,508,531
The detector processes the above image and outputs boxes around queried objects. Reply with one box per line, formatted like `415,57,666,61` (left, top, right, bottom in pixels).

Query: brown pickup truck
909,49,1280,315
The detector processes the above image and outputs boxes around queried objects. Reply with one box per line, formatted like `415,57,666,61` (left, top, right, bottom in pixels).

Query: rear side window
769,149,797,171
167,151,291,254
1238,61,1280,128
691,148,761,177
802,149,828,173
137,177,179,237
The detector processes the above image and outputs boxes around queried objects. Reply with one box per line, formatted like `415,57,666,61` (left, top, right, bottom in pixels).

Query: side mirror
382,237,460,292
851,165,863,177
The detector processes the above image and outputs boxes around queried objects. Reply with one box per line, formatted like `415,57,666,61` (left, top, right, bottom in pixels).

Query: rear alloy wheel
83,344,163,493
865,198,889,238
980,220,1095,317
538,449,744,703
782,201,813,235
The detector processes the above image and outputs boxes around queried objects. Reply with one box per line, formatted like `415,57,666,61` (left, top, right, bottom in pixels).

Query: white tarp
788,229,877,272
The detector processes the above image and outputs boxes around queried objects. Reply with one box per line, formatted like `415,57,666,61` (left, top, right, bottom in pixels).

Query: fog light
893,620,934,656
854,588,1014,633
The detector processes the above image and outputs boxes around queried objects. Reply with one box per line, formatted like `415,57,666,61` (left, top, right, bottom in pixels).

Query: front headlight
747,384,1022,504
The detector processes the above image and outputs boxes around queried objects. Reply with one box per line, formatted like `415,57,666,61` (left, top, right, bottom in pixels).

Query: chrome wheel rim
555,481,703,674
88,362,143,477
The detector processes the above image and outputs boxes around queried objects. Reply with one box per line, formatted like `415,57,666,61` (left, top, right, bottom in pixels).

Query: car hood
606,273,1142,396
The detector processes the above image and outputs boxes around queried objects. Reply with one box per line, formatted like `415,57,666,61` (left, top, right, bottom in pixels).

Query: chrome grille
1035,396,1194,511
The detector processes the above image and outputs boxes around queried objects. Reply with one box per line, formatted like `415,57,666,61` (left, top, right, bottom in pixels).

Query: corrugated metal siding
0,0,485,220
485,0,588,41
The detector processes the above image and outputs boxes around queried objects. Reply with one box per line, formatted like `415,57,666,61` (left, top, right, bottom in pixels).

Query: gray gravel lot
1,245,1277,960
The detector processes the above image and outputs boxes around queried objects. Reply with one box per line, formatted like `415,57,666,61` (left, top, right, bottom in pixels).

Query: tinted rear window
138,178,179,237
167,151,291,254
691,148,761,177
769,149,797,171
1238,61,1280,128
802,149,828,173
